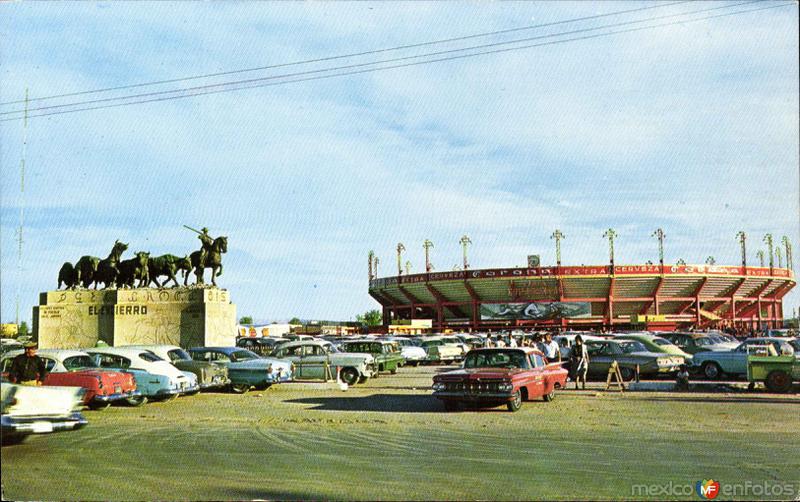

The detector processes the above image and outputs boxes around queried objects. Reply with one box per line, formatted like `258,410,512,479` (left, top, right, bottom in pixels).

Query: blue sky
1,2,798,323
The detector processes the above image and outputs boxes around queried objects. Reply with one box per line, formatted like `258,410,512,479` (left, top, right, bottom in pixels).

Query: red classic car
432,348,568,412
1,349,140,410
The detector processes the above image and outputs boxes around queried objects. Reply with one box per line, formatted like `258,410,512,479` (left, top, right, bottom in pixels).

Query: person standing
9,343,48,385
543,334,561,363
569,335,589,390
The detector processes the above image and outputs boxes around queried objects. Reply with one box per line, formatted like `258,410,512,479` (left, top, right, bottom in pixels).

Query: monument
34,227,237,349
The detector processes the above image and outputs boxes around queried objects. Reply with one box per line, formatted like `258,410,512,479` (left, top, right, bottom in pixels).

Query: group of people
484,333,562,363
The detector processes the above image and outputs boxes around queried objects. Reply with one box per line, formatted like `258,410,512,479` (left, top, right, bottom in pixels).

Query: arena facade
368,264,795,332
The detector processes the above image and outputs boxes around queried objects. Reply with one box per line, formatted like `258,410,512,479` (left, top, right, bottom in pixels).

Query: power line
0,1,760,117
0,1,691,106
1,1,792,122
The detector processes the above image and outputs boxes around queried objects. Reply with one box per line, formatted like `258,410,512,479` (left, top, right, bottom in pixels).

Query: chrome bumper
93,389,142,403
1,412,88,435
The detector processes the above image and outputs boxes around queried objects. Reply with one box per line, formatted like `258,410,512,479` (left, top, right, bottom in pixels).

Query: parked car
380,337,427,366
1,349,140,410
613,334,692,360
660,332,739,355
584,340,684,381
339,340,404,374
270,340,374,385
452,334,485,349
419,337,463,364
187,347,293,393
691,338,799,379
1,339,24,356
86,347,199,402
432,348,568,412
235,337,283,357
1,381,88,445
122,345,230,391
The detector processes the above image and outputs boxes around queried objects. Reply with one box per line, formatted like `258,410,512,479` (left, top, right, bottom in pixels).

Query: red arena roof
368,264,795,331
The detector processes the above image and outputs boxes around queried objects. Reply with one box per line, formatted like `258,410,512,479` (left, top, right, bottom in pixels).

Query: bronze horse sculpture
74,240,128,289
190,236,227,286
93,240,129,289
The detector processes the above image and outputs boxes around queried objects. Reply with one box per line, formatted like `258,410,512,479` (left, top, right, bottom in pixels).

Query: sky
1,1,798,324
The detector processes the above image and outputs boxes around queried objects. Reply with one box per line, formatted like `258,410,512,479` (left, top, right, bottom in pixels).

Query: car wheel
89,401,112,411
619,367,636,382
229,383,250,394
390,368,397,374
340,367,359,385
765,370,792,393
543,389,556,402
125,395,148,407
411,362,419,367
703,362,722,380
444,401,459,412
507,390,522,412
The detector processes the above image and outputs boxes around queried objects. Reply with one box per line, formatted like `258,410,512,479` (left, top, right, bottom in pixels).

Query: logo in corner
696,479,720,499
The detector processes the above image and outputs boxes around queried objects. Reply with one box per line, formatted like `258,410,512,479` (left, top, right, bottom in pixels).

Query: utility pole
405,261,412,275
736,231,747,268
764,234,774,272
603,229,617,270
396,243,405,276
459,235,472,270
757,250,765,267
374,257,380,277
16,88,29,327
550,230,564,267
368,250,375,281
423,239,434,273
652,228,665,268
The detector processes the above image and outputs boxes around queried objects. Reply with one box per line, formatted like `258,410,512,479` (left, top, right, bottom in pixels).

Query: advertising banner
480,302,591,320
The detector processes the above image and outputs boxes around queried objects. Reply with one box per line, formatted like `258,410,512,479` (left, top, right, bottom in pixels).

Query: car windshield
652,338,672,346
167,349,192,362
230,350,260,362
695,337,716,346
464,350,528,369
63,355,98,370
618,341,646,354
139,351,164,362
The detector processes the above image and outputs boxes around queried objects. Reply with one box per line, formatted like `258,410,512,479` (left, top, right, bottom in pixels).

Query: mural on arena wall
480,302,591,320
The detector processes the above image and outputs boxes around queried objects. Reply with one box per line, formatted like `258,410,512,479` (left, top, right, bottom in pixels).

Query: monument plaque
34,287,236,349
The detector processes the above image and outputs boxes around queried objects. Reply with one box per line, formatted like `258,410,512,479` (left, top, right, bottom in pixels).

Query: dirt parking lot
2,365,798,501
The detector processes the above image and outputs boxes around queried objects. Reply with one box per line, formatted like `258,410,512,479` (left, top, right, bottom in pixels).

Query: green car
339,340,404,374
615,333,692,360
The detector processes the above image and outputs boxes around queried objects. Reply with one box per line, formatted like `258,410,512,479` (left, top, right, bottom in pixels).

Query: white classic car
271,340,375,385
382,337,427,366
121,345,231,391
1,381,88,445
85,347,199,401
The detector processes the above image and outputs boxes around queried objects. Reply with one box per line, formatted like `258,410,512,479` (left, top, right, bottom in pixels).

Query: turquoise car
188,347,293,393
691,338,798,379
614,333,692,360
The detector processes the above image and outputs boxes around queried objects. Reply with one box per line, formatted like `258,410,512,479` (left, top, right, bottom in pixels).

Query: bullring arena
369,264,796,332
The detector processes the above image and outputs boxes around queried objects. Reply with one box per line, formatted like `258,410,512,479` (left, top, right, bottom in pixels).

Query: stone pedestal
33,287,236,349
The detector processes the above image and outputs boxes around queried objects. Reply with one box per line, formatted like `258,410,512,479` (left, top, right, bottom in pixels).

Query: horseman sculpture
185,226,228,286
